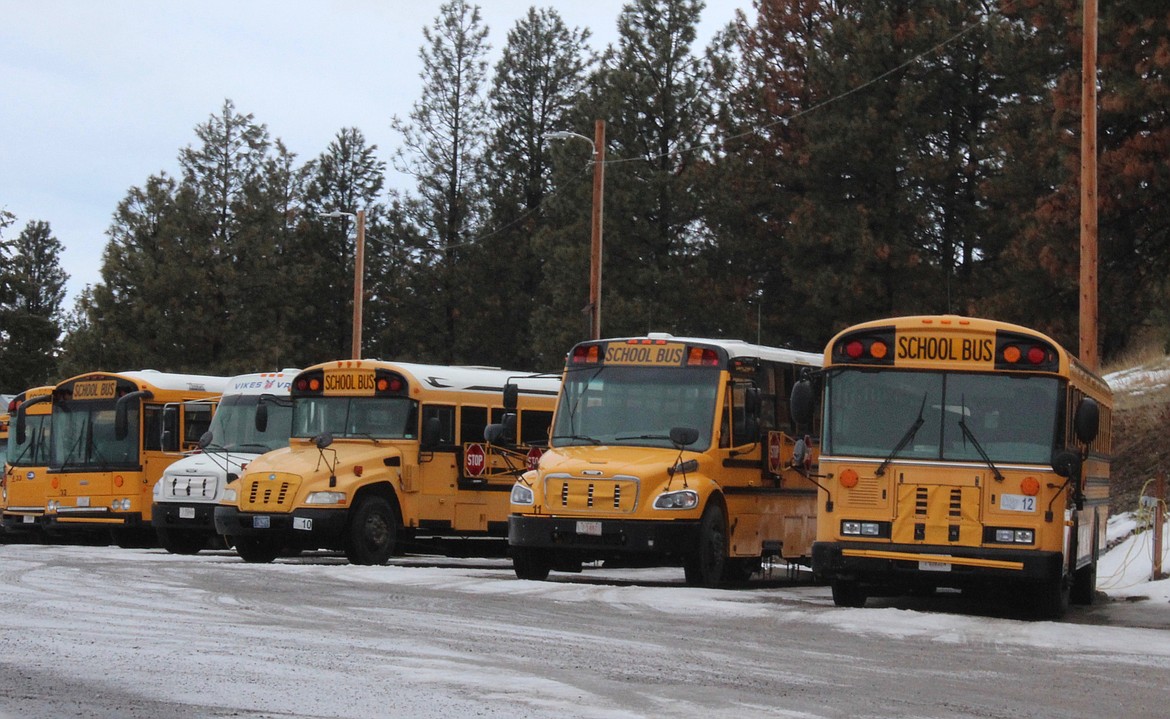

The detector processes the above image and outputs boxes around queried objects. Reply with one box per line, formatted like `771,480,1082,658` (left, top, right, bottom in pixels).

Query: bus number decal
72,380,118,400
1000,494,1037,513
603,343,685,367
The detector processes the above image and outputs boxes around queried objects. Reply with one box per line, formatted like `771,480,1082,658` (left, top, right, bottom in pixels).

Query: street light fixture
544,119,606,340
320,208,367,359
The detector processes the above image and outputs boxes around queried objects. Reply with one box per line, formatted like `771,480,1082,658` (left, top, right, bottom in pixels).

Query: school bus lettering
72,380,118,400
603,343,685,366
896,336,994,365
323,371,376,395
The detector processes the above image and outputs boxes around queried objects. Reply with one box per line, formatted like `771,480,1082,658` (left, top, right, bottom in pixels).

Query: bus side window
520,410,553,447
145,405,166,451
461,406,488,446
184,404,214,449
422,405,456,449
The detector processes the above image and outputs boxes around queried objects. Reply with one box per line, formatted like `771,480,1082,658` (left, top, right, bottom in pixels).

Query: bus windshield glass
552,365,719,450
292,397,417,440
8,415,50,467
205,395,293,453
50,402,140,470
824,369,1061,464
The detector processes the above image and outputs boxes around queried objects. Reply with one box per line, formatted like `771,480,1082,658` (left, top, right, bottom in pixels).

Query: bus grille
239,474,300,512
160,475,217,500
545,476,639,513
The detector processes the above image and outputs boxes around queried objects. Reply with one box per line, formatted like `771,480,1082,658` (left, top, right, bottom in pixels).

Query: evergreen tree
299,128,388,364
476,7,595,368
392,0,491,363
0,220,69,391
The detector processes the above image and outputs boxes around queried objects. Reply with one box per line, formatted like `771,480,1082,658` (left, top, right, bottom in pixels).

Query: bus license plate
179,506,196,520
919,559,951,572
576,521,602,536
253,515,271,529
22,515,34,524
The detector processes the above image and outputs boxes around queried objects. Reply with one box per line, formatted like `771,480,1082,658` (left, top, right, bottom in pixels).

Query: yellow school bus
507,335,823,585
2,386,54,537
811,316,1111,618
41,371,227,546
213,360,559,564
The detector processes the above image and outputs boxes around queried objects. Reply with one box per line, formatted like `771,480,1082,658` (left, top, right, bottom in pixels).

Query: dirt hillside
1106,354,1170,514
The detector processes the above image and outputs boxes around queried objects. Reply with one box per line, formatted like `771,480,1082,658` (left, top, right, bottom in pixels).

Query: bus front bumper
811,541,1064,586
152,501,217,531
213,505,349,545
508,514,701,560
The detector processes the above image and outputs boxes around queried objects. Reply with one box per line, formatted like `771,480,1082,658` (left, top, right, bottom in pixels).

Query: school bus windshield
206,395,293,453
50,402,140,469
551,365,719,450
292,396,417,440
8,415,50,467
824,369,1060,465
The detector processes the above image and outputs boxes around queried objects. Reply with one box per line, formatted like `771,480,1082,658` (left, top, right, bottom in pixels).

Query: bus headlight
990,527,1035,544
654,489,698,510
222,487,237,503
841,521,884,537
304,491,345,505
111,499,131,511
510,483,534,506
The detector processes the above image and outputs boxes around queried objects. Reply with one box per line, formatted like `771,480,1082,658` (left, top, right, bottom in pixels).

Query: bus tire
1071,562,1097,606
721,557,760,583
157,528,207,555
1036,576,1070,619
345,496,398,566
512,548,553,581
684,502,727,588
830,580,867,608
235,536,280,563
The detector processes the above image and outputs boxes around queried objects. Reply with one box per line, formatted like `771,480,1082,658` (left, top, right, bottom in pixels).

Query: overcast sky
1,0,750,308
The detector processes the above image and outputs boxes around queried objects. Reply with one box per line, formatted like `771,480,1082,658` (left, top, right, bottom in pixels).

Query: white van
151,370,297,554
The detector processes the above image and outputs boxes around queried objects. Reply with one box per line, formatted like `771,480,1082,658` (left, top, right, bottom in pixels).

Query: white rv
151,370,297,553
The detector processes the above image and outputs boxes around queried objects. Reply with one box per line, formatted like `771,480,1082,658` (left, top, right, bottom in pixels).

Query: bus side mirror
790,377,815,432
670,426,700,448
484,423,505,444
421,416,442,449
485,413,516,444
199,431,213,450
502,383,519,412
744,386,762,417
1073,397,1100,445
255,402,269,433
1051,449,1081,479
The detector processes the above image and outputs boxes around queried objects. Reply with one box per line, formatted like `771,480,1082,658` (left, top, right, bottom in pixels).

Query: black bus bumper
213,505,349,547
508,514,701,562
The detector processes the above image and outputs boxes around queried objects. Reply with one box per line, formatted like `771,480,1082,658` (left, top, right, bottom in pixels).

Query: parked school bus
811,316,1111,618
507,335,823,585
213,360,559,564
39,371,228,546
2,387,54,537
151,370,298,554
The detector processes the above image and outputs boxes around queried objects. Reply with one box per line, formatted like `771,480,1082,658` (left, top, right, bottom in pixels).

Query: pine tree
475,7,595,368
392,0,491,364
0,220,69,391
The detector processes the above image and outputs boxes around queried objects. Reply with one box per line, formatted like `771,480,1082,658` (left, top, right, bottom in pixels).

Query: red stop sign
465,443,487,476
526,447,543,470
767,432,783,474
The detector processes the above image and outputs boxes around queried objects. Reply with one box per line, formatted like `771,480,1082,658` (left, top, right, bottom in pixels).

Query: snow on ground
1099,511,1170,603
1103,360,1170,397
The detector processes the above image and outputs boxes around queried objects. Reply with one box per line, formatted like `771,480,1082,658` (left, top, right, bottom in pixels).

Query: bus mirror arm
14,393,51,446
115,390,154,441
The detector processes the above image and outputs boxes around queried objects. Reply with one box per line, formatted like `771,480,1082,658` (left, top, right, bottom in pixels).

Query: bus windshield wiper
614,434,671,442
551,434,602,446
957,396,1004,482
875,393,927,477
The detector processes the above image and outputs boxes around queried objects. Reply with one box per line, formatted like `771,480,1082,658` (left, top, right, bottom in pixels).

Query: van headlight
654,489,698,510
510,483,534,506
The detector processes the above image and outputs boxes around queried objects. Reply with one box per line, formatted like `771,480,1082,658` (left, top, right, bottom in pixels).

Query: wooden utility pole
1079,0,1099,370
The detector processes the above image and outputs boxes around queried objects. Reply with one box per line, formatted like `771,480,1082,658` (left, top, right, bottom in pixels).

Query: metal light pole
544,119,606,340
321,209,367,359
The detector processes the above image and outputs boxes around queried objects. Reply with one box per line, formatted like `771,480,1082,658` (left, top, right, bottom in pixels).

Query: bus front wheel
684,502,727,588
157,528,207,555
235,536,280,563
830,580,867,608
512,548,553,581
345,496,399,566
